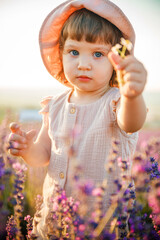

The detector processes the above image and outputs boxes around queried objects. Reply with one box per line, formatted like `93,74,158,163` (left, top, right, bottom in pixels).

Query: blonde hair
59,9,123,87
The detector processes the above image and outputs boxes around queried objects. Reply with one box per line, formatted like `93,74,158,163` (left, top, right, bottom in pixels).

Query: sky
0,0,160,92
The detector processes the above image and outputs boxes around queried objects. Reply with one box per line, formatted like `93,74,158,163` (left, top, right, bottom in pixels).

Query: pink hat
39,0,135,87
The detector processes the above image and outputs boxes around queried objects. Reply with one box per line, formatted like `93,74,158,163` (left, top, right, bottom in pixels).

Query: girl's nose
78,56,91,70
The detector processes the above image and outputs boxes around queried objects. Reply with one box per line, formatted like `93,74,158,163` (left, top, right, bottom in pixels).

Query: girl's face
62,38,113,94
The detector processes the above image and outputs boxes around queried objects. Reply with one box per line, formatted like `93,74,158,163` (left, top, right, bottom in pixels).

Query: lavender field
0,90,160,239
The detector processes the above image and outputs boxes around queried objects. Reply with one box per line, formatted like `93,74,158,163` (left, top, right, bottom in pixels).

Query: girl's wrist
121,92,142,102
120,93,145,108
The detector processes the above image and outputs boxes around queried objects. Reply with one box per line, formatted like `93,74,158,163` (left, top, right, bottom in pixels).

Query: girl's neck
69,86,111,105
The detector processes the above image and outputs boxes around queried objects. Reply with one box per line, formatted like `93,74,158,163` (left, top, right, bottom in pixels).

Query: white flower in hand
120,38,133,51
111,43,122,55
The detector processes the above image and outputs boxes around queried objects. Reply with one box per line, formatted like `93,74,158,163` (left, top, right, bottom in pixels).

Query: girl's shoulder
103,87,120,106
39,89,70,114
41,89,70,106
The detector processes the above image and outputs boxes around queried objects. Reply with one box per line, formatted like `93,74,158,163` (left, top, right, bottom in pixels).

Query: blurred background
0,0,160,131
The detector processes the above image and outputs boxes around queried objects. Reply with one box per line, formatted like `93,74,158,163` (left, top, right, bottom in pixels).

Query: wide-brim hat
39,0,135,87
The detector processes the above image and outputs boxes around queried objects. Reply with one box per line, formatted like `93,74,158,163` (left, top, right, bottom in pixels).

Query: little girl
8,0,147,238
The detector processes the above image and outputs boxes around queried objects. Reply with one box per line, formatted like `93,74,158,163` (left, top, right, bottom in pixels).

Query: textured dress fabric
33,87,138,238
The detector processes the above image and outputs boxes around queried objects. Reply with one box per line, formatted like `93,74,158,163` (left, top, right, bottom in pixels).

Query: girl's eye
70,50,79,56
94,52,103,58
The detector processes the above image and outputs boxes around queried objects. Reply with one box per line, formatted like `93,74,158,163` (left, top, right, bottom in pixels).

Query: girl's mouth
77,75,92,82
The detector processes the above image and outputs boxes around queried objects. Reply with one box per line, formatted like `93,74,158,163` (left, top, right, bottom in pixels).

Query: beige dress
33,87,138,239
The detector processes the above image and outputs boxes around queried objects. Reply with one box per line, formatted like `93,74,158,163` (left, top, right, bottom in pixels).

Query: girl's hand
8,122,36,157
108,52,147,98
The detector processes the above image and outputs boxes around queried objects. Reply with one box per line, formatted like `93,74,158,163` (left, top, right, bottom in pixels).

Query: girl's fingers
8,123,36,157
9,133,27,144
109,54,146,72
120,81,144,98
109,53,147,79
8,148,20,156
123,72,144,83
116,56,147,74
10,122,20,133
122,63,143,75
126,81,143,92
115,55,136,69
8,141,28,150
9,122,26,138
108,52,122,69
8,148,26,157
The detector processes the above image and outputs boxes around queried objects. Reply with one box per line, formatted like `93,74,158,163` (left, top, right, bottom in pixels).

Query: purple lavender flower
79,181,94,196
24,215,38,239
6,215,18,239
0,156,5,178
6,161,27,239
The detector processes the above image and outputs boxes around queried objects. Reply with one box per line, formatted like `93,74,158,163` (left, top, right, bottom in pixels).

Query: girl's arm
117,94,147,133
108,53,147,133
8,121,51,167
